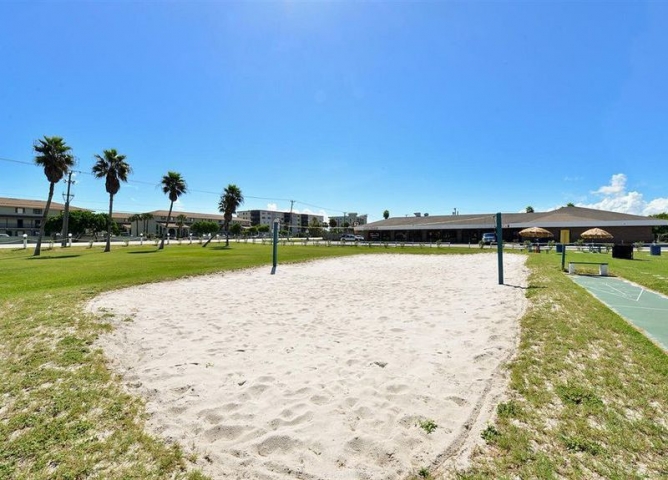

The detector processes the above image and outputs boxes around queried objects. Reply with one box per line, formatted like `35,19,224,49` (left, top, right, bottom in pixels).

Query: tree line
32,135,244,256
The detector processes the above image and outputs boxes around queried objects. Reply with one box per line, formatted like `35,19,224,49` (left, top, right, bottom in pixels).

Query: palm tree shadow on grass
127,250,159,255
27,255,81,260
210,245,232,251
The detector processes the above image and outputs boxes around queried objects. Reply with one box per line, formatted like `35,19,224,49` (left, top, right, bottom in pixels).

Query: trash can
534,244,540,253
555,243,564,253
612,244,633,260
650,244,661,256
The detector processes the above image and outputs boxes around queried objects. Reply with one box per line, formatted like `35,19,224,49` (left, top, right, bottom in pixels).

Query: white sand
88,253,528,479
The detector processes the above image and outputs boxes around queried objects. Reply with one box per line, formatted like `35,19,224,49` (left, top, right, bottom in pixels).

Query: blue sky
1,1,667,222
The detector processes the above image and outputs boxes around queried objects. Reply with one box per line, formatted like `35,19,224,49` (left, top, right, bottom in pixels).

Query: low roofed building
356,206,668,244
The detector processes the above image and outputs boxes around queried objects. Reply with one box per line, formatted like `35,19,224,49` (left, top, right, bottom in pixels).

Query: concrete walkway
571,275,668,351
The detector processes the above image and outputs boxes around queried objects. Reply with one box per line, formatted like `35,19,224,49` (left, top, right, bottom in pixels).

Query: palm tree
158,171,187,249
128,213,141,236
92,149,131,252
219,184,244,246
141,212,153,236
176,214,187,238
33,136,75,256
526,206,535,213
383,209,390,220
203,184,244,247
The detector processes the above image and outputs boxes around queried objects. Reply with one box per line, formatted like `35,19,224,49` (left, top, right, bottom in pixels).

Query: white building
329,212,368,228
237,209,325,234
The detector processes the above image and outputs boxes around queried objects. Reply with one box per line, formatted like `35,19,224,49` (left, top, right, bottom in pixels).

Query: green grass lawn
455,249,668,480
1,243,666,479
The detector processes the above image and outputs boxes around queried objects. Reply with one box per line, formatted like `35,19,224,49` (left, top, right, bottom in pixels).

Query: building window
16,207,24,214
33,209,42,214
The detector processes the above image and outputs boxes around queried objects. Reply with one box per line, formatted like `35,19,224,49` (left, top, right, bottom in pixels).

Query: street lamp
140,233,144,246
22,233,28,249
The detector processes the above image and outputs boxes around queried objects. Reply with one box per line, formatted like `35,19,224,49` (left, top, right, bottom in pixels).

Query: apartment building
237,209,325,234
0,197,88,237
122,210,251,237
0,197,250,238
329,212,368,228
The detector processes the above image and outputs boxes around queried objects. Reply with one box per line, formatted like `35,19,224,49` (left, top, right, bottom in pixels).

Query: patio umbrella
580,228,613,240
519,227,554,238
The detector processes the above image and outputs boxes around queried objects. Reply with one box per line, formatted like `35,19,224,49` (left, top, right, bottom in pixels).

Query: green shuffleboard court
571,274,668,351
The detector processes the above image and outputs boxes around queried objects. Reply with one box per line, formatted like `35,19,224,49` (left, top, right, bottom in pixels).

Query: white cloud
173,199,185,211
266,203,277,211
592,173,627,196
578,173,668,215
645,197,668,215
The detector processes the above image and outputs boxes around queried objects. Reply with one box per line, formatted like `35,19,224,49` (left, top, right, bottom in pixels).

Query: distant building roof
0,196,90,212
358,206,668,231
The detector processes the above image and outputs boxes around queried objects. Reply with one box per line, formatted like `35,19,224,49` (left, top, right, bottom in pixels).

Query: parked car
340,234,358,242
354,235,364,241
0,233,9,238
482,233,497,244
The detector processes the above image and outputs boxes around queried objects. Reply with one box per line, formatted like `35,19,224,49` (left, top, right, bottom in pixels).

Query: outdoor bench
568,261,608,276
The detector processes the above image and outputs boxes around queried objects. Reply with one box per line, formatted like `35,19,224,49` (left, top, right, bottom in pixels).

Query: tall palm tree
219,184,244,247
176,214,187,238
92,149,131,252
202,184,244,247
33,136,75,256
128,213,141,236
158,171,187,250
141,212,153,236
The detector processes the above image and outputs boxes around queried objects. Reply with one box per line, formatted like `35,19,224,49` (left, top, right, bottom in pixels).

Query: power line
0,156,33,166
0,154,350,215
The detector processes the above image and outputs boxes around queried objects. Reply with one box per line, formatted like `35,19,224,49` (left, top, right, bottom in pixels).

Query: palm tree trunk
33,182,55,256
225,221,230,246
202,229,220,247
105,194,114,252
159,202,174,250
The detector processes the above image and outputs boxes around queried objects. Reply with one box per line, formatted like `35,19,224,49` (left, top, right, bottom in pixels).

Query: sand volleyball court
89,253,528,479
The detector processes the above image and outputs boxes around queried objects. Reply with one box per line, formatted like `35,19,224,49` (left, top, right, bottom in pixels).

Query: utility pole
61,171,75,247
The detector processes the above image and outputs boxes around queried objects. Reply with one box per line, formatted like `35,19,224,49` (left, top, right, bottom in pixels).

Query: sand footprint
445,395,467,406
256,434,303,456
385,383,409,394
203,424,246,442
